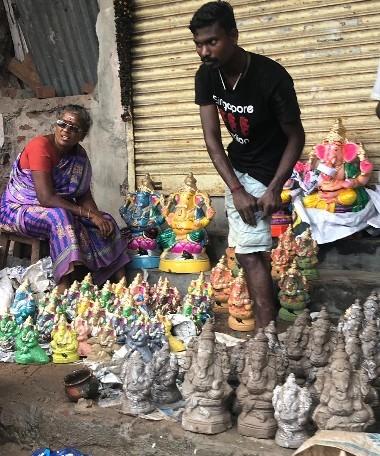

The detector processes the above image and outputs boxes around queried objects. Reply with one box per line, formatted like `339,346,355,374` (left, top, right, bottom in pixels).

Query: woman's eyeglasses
56,119,82,133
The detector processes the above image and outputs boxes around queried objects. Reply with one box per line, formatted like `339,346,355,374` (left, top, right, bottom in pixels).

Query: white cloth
293,186,380,244
371,60,380,100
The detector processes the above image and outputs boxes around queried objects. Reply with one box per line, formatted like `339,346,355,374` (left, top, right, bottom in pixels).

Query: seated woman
0,104,129,293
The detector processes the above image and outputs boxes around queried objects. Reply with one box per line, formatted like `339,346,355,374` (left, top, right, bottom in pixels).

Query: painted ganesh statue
158,173,215,273
119,173,165,268
303,118,373,213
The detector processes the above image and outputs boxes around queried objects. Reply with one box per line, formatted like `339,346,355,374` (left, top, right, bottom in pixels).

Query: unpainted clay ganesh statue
235,329,281,439
119,173,165,269
181,320,232,434
87,324,120,362
273,373,312,449
158,173,215,273
151,341,182,404
304,118,373,213
122,350,155,415
303,307,332,378
283,309,311,382
312,344,375,431
210,255,233,313
228,269,255,332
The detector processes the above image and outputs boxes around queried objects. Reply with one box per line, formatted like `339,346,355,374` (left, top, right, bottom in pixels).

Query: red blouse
19,136,59,171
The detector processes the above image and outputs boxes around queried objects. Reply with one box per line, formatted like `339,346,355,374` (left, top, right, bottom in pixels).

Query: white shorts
225,170,272,254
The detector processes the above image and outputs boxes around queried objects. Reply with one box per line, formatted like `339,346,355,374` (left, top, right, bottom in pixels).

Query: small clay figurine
0,313,19,354
294,228,319,280
278,261,310,321
228,269,255,332
181,320,232,434
363,291,379,325
74,316,92,357
122,350,155,415
87,324,120,362
50,315,79,364
15,317,49,364
151,342,182,404
235,329,281,439
271,226,296,280
313,344,375,431
302,307,332,382
283,309,311,381
210,255,233,313
273,373,312,449
10,279,37,325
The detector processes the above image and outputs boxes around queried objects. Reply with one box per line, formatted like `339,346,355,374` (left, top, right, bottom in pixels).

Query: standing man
189,1,305,328
371,60,380,119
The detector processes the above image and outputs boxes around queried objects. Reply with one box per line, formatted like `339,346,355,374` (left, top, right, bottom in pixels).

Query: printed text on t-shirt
214,95,253,145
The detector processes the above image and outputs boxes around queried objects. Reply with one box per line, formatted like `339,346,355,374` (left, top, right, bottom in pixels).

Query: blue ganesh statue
120,173,165,269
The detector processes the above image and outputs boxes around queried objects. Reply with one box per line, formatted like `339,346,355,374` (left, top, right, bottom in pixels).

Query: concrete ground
0,362,294,456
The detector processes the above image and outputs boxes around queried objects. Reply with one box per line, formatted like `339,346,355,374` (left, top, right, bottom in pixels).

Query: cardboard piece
294,431,380,456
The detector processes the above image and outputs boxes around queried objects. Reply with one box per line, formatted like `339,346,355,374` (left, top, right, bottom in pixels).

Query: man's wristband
230,184,244,194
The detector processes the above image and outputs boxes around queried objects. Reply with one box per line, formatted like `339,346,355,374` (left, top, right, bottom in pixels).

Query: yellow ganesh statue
158,173,215,273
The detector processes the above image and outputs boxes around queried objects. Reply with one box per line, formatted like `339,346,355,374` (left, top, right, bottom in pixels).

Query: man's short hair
189,1,237,34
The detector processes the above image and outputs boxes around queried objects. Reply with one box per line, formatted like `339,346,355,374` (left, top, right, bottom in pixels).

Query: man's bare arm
257,119,305,216
199,104,259,226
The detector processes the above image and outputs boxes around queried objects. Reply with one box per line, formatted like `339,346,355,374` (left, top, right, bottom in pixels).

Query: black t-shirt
195,52,301,186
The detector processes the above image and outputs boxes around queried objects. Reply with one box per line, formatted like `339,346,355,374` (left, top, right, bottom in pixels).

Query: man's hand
232,188,258,226
89,212,114,238
257,188,282,217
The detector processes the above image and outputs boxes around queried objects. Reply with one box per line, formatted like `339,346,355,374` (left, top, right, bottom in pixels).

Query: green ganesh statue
15,316,49,364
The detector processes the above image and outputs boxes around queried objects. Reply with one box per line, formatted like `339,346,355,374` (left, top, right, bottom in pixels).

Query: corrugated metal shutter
131,0,380,195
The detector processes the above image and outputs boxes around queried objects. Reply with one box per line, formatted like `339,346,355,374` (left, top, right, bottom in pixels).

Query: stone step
317,237,380,272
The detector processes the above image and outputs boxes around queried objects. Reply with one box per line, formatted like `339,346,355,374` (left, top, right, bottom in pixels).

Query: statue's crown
199,319,215,342
181,172,198,192
138,173,156,193
324,118,346,143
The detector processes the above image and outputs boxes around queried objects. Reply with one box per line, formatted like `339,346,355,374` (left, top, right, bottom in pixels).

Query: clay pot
64,367,99,402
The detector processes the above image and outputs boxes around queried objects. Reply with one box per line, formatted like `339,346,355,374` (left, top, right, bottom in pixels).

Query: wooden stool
0,231,47,269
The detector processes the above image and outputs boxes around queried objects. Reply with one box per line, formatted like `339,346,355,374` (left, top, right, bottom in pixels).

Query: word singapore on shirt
213,95,254,145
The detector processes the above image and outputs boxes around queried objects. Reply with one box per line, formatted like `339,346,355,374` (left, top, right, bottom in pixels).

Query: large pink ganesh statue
303,118,373,214
158,173,215,273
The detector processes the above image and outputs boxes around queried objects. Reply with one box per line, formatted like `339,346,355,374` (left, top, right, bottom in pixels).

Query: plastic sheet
32,449,88,456
0,269,14,315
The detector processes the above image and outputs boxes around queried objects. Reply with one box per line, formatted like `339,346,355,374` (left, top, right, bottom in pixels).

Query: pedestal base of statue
228,315,255,332
213,300,229,314
121,396,155,416
127,254,160,270
52,352,79,364
15,349,49,365
275,428,309,449
278,306,305,322
182,406,232,435
238,409,277,438
159,257,211,273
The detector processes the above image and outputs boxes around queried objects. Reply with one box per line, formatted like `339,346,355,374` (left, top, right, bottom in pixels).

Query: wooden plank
7,56,41,90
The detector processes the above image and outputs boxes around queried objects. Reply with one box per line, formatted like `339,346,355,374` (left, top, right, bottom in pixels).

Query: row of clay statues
118,303,378,448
